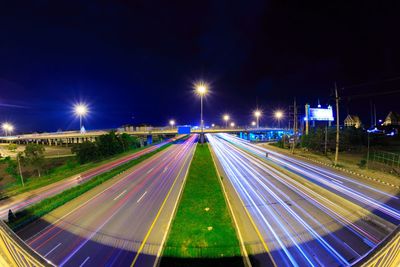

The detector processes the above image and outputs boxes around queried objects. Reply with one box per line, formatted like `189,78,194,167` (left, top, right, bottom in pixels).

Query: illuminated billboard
306,105,334,121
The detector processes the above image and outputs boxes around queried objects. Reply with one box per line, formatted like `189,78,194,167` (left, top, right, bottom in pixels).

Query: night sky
1,1,400,133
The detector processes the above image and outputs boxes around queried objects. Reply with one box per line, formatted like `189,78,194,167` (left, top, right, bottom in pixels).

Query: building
344,114,362,128
382,111,400,126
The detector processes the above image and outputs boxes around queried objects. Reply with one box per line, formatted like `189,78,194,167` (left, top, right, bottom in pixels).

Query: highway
0,137,179,219
208,133,399,267
17,134,197,266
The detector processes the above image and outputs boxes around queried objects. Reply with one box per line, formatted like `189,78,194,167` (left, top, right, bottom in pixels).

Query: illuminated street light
275,110,284,128
194,81,208,143
169,119,175,129
251,121,256,127
223,114,230,128
254,110,262,128
211,123,215,127
2,122,14,136
74,103,88,131
230,122,235,128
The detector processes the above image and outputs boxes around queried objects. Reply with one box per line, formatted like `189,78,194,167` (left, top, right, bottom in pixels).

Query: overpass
0,128,291,146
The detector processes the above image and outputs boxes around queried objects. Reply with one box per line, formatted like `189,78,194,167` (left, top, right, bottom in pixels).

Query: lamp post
195,82,208,143
169,119,175,129
275,110,284,128
254,110,261,128
223,114,230,128
74,103,88,131
2,123,14,136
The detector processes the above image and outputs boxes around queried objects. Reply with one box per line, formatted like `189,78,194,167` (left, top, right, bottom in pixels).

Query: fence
371,150,400,170
0,220,53,267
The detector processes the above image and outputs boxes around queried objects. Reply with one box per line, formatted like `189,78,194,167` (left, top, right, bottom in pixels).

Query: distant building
382,111,400,126
344,114,362,128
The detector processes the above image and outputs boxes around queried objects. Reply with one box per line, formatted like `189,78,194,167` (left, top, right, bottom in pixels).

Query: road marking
208,143,252,267
131,136,195,267
79,257,90,267
44,242,62,257
146,167,154,174
113,190,127,201
136,191,147,203
153,140,196,267
163,167,168,173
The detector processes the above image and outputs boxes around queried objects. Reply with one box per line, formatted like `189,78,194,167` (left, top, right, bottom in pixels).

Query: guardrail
0,220,53,267
352,225,400,267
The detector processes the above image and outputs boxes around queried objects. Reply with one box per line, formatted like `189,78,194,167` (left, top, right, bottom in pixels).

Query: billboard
307,106,334,121
178,126,191,134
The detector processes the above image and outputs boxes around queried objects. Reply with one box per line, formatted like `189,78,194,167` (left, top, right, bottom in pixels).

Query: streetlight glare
251,121,256,126
223,114,230,121
275,110,284,119
194,81,208,96
74,103,88,116
2,122,14,136
169,119,175,126
254,110,262,117
230,122,235,127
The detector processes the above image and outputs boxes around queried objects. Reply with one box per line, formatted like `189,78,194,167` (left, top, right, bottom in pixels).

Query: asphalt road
208,133,399,267
0,137,179,219
17,135,197,267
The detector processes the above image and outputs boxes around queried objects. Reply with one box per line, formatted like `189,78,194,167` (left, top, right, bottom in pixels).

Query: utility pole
324,123,328,155
291,99,298,154
17,153,24,187
334,83,340,166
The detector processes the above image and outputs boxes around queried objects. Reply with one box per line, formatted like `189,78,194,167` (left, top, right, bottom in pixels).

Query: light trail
22,135,198,266
207,133,398,266
218,133,400,223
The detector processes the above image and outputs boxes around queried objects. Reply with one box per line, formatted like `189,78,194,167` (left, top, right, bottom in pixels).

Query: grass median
161,144,243,267
7,143,172,231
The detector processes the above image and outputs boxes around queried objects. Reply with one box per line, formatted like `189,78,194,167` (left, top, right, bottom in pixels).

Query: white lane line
79,256,90,267
44,242,62,257
113,190,127,201
136,191,147,203
163,167,168,173
146,168,154,174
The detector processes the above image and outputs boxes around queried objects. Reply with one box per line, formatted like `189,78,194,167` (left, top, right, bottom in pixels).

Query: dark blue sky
1,1,400,133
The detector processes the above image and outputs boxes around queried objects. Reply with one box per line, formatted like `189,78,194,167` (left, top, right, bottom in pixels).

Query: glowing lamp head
254,110,261,118
169,120,175,126
211,123,215,127
230,122,235,127
251,121,256,126
223,114,230,121
194,81,208,96
74,103,88,116
275,110,283,119
2,123,13,131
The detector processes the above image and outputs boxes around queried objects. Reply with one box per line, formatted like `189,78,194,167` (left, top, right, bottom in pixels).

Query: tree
72,141,101,164
24,143,45,177
7,143,18,152
97,131,123,157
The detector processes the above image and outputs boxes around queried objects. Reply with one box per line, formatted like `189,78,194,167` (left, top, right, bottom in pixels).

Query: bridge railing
0,220,53,267
351,225,400,267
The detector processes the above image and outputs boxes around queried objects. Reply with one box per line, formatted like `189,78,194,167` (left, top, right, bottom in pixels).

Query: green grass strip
162,144,243,266
7,143,172,231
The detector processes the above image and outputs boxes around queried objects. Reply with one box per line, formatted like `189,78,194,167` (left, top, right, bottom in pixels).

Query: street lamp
223,114,230,128
194,81,208,142
230,122,235,128
2,122,14,136
169,119,175,129
74,103,88,131
275,110,284,128
254,110,261,128
251,121,256,127
211,123,215,127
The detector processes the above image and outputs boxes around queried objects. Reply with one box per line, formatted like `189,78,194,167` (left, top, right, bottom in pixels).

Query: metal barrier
352,225,400,267
0,221,53,267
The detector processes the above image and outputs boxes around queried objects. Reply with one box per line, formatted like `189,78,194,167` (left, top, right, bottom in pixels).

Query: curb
295,154,400,190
